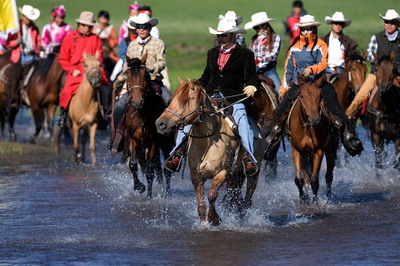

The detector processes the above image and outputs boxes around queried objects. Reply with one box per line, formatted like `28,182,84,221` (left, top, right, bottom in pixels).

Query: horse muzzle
307,115,321,128
156,116,171,134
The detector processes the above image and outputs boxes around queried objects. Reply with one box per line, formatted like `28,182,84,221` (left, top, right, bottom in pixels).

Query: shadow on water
267,212,333,227
329,191,390,204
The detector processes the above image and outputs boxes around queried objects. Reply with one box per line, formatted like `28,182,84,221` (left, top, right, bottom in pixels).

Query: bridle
297,90,322,128
126,63,148,109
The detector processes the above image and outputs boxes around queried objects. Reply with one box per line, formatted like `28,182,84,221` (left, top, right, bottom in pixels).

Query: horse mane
36,54,56,82
348,52,365,62
376,54,391,65
172,79,202,106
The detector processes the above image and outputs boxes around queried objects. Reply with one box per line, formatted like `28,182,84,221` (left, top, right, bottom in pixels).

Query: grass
0,141,23,155
18,0,399,89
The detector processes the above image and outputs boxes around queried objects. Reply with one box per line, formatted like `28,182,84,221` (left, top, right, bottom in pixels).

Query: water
1,116,399,264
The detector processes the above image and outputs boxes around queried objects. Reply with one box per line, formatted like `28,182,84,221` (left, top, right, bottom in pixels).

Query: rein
298,96,322,128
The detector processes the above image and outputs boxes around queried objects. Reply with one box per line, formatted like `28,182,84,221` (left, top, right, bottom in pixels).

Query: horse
25,46,65,143
288,77,339,203
156,79,265,226
112,55,174,198
0,51,23,141
366,53,400,175
332,53,367,111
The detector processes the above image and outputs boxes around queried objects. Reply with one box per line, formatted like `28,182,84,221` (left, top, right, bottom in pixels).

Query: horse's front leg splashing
129,154,146,194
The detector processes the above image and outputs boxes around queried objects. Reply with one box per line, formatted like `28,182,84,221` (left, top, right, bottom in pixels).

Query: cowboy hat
379,9,400,22
295,14,321,27
209,18,247,35
325,12,351,27
128,13,158,28
75,11,95,26
18,5,40,21
219,11,243,26
244,12,275,30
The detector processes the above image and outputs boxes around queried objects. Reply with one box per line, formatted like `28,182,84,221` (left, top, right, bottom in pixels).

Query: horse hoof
29,136,36,144
208,216,221,226
134,183,146,194
9,133,16,142
299,194,309,204
312,196,319,205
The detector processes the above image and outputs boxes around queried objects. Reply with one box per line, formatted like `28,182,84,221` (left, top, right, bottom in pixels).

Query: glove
243,85,257,97
114,79,123,89
302,68,312,77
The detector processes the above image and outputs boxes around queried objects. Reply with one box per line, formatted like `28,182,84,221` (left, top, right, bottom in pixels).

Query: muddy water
0,115,399,264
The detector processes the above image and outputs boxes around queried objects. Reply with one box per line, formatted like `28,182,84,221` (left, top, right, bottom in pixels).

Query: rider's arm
58,34,76,73
260,34,281,65
279,49,294,94
147,39,166,75
367,35,377,63
306,38,328,76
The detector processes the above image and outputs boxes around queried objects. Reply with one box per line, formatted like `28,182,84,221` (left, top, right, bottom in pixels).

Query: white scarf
386,30,399,42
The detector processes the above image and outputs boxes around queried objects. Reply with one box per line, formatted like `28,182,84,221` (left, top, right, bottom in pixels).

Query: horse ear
125,54,132,62
141,52,148,64
95,50,100,60
362,51,368,61
373,53,379,62
187,77,195,90
178,76,185,84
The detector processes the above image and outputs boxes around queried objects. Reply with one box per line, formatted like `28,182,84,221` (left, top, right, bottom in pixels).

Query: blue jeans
326,67,344,75
171,103,257,163
258,67,281,92
21,54,37,67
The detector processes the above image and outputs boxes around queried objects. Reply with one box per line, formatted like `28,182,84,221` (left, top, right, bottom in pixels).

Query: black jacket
199,45,258,102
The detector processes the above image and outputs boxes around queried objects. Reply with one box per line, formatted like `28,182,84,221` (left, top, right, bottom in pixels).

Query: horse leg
192,178,207,224
241,173,259,218
393,138,400,171
71,122,81,164
129,153,146,194
8,105,18,142
221,174,244,213
88,123,97,166
143,162,155,199
29,105,42,143
46,104,57,138
264,147,278,181
207,170,228,226
293,149,307,202
81,128,88,164
311,150,324,204
325,141,338,198
371,132,384,178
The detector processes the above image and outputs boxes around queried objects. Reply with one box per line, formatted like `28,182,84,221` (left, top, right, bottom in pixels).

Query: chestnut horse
25,47,65,142
0,51,23,141
156,79,265,225
366,53,400,175
288,78,339,202
113,56,173,198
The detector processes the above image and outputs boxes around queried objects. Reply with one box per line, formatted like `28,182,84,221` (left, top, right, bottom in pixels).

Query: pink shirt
41,22,72,54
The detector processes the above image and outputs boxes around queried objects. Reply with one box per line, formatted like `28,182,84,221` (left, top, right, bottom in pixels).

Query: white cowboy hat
325,12,352,27
209,18,247,35
128,13,158,28
295,14,321,27
219,11,243,26
75,11,95,26
244,12,275,30
18,5,40,21
379,9,400,21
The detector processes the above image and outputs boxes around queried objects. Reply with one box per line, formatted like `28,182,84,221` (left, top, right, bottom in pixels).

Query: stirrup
242,152,259,177
342,130,363,157
164,154,184,173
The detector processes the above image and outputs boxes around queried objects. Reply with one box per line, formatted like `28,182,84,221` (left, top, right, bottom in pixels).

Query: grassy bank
18,0,398,89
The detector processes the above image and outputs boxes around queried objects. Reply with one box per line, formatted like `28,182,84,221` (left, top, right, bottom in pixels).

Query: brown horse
366,53,400,175
0,51,23,141
288,78,339,202
156,79,265,225
333,53,367,110
25,47,65,143
63,52,102,165
113,56,173,198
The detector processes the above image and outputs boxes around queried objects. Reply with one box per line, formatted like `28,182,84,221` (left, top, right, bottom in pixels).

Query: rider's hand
302,68,312,77
243,85,257,97
72,69,81,77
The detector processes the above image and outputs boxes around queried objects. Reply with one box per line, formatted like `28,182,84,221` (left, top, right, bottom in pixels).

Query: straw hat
209,18,247,35
244,12,275,30
18,5,40,21
75,11,95,26
219,11,243,26
325,12,352,27
379,9,400,21
128,13,158,28
295,14,321,27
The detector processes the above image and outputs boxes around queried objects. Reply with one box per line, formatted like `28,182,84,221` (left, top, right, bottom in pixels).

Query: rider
118,1,141,44
245,11,281,91
164,18,260,176
214,11,246,47
18,5,41,66
346,9,400,117
57,11,108,127
113,13,169,128
323,12,358,76
265,14,364,156
41,5,72,56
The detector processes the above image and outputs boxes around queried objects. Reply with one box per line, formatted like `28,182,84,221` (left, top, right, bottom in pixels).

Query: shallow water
1,116,400,264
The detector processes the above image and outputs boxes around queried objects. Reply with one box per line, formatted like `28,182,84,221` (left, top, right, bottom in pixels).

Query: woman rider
265,15,363,156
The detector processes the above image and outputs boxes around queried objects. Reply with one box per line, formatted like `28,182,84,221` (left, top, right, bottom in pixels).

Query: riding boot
342,122,364,156
164,137,188,172
57,107,67,128
242,150,259,176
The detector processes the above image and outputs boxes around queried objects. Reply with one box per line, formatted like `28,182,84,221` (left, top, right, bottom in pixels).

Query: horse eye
299,95,304,98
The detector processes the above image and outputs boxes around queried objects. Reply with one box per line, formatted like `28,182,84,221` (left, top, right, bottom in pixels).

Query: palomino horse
366,53,400,175
112,56,173,198
25,46,65,142
0,51,23,141
288,78,339,202
156,79,265,225
63,52,102,165
333,53,367,110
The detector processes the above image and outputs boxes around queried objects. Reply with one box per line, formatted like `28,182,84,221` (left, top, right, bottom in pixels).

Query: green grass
0,142,23,155
18,0,399,89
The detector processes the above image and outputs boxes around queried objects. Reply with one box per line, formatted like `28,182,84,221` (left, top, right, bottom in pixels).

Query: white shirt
327,32,345,69
22,24,35,54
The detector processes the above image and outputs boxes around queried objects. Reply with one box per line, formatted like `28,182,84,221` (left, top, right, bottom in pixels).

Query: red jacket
11,21,41,63
58,30,108,109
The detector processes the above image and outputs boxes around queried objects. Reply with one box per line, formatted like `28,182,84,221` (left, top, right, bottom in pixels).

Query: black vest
372,30,400,73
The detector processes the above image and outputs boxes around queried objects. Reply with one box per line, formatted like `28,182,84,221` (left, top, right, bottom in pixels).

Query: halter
126,63,148,108
298,92,323,128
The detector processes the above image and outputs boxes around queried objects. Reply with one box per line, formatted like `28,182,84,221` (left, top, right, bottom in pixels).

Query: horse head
82,52,102,88
125,53,148,109
344,52,367,92
156,77,205,134
298,76,322,127
375,52,398,94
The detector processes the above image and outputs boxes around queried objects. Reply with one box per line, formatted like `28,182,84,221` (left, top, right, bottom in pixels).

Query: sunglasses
384,20,397,25
332,22,345,26
300,27,314,32
217,34,228,37
136,24,151,29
